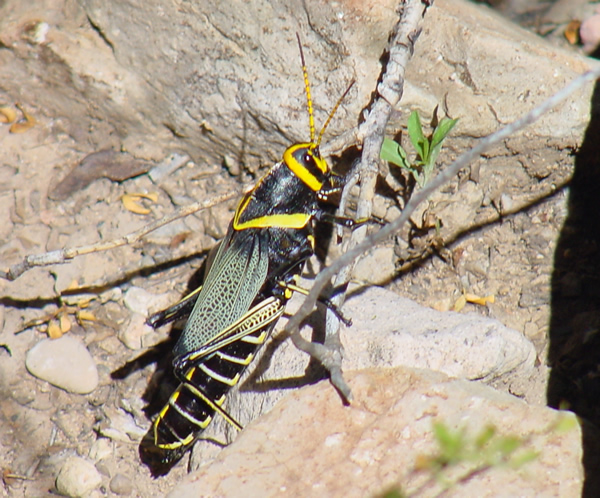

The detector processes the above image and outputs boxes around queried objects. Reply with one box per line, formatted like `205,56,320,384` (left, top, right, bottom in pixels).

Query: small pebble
499,192,514,213
119,312,153,350
581,13,600,53
95,460,111,478
148,152,189,183
0,303,5,331
353,246,396,285
26,336,99,394
88,438,113,462
55,456,102,497
110,473,134,496
98,407,147,442
123,287,154,315
123,286,170,316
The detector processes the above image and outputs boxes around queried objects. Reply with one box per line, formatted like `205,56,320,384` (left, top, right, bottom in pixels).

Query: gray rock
26,336,98,394
109,473,133,496
435,181,484,235
519,283,551,308
55,456,102,497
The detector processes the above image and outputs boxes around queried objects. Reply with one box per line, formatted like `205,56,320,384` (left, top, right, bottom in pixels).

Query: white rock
98,407,148,443
342,285,535,380
55,456,102,497
26,336,99,394
581,13,600,53
353,246,396,285
436,181,484,234
88,438,113,462
118,312,154,350
123,286,171,316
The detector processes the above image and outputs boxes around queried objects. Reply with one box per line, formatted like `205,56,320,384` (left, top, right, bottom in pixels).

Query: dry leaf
464,293,495,306
0,106,17,124
453,294,467,312
48,319,63,339
77,310,97,322
454,292,495,311
169,231,191,250
59,314,72,333
122,192,159,215
2,468,17,487
51,149,153,201
413,454,434,471
65,279,80,291
9,104,36,133
565,20,581,45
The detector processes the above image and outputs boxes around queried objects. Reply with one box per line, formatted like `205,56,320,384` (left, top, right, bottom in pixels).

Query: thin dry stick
288,65,600,399
2,191,237,281
292,0,431,401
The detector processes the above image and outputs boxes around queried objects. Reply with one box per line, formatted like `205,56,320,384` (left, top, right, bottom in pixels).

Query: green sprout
381,111,458,188
410,421,539,495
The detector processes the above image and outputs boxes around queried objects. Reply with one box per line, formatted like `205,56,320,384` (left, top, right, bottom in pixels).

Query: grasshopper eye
303,152,314,166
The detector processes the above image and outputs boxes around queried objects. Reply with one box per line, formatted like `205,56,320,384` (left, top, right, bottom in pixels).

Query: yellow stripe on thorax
233,193,311,230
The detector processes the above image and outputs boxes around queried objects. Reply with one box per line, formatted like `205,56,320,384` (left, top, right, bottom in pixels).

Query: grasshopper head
282,142,329,192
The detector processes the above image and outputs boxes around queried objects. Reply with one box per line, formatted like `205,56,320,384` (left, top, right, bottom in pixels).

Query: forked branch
289,14,600,400
292,0,433,401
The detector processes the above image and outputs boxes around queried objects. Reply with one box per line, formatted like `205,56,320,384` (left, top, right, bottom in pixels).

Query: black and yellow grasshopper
145,35,360,468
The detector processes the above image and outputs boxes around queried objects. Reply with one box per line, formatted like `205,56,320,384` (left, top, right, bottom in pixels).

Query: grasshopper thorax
282,142,329,192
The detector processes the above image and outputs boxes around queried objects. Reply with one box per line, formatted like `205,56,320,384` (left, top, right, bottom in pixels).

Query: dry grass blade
1,191,237,281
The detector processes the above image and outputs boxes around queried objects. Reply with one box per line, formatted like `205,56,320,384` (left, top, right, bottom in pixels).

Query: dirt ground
0,1,598,496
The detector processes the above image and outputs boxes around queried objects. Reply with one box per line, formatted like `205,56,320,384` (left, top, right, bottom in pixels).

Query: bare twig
289,64,600,398
292,0,431,401
1,191,237,281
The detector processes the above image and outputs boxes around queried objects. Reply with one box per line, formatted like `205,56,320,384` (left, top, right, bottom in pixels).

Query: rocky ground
1,0,600,496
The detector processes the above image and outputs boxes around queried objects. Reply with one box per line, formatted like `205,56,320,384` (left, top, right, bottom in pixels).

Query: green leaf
412,169,424,187
379,488,406,498
433,422,465,463
554,414,578,434
407,111,428,161
379,137,400,166
382,111,456,189
494,436,521,457
474,425,496,450
381,137,410,170
427,117,458,170
510,449,539,469
431,117,458,151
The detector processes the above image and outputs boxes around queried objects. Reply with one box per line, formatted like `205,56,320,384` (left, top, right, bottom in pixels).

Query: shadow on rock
548,79,600,497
